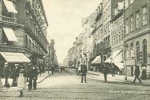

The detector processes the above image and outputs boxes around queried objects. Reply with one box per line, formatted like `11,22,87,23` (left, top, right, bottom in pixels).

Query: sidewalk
88,70,150,86
0,72,50,91
69,69,150,86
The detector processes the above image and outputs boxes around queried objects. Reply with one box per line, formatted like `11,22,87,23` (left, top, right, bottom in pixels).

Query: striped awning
3,0,17,13
0,52,30,62
2,27,17,42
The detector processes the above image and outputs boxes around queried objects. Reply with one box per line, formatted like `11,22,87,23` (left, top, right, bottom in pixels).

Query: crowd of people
3,62,40,97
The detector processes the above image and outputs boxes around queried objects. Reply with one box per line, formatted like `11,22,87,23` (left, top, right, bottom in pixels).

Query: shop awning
114,63,123,69
112,49,122,59
0,52,30,62
3,27,17,42
113,49,123,63
105,57,111,62
105,49,123,69
91,56,101,64
3,0,17,13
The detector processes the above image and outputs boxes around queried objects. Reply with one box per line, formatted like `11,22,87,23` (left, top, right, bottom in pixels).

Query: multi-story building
0,0,48,74
82,13,96,69
124,0,150,78
91,3,103,64
101,0,111,62
106,0,124,71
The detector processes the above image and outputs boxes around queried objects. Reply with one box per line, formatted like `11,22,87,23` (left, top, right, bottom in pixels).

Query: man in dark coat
11,64,20,86
28,65,38,90
102,63,109,82
81,61,87,83
133,65,142,83
51,64,54,75
4,62,10,87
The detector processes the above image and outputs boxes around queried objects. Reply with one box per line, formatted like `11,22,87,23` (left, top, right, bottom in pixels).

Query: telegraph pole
123,0,127,80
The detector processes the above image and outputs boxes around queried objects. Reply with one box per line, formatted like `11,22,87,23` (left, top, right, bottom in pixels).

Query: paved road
1,70,150,100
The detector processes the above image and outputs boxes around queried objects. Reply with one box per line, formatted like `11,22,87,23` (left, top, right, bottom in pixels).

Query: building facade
108,0,124,72
0,0,48,75
124,0,150,77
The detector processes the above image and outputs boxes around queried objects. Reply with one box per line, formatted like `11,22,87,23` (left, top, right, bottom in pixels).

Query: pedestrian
141,65,147,80
51,64,54,75
80,61,87,83
0,76,2,88
133,65,142,83
102,63,109,82
28,65,38,90
17,66,25,97
4,62,10,87
11,64,20,86
24,65,30,82
111,64,115,77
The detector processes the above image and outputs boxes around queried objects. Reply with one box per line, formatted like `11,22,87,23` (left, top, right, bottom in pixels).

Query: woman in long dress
17,67,25,97
0,77,2,88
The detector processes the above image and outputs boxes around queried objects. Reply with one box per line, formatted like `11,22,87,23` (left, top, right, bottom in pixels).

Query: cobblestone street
1,70,150,100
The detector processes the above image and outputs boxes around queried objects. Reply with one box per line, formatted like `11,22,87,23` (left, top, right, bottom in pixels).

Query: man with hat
80,61,87,83
28,65,38,90
11,64,20,86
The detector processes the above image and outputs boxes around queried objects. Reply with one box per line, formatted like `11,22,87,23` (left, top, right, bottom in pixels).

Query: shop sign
125,60,135,65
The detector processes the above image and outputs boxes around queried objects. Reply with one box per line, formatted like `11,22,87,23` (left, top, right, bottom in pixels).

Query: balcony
0,15,17,23
104,42,110,49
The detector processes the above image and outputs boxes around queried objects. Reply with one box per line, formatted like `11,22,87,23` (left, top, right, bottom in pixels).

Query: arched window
143,39,147,64
130,43,134,58
126,45,129,59
136,41,140,63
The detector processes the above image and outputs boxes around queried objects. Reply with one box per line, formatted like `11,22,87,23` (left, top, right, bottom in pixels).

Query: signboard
125,60,135,65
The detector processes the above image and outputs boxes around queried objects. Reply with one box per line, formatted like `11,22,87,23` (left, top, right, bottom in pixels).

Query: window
136,41,140,63
126,45,129,59
143,39,147,64
125,0,129,9
130,15,134,32
135,11,140,29
130,43,134,58
143,6,147,25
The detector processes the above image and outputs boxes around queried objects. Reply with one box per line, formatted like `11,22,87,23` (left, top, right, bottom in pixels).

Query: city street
1,69,150,100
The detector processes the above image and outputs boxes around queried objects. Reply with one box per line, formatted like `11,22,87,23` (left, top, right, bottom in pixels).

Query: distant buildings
64,0,150,79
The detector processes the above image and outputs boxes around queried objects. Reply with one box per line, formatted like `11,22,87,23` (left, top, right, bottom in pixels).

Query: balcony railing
104,42,110,49
0,16,17,23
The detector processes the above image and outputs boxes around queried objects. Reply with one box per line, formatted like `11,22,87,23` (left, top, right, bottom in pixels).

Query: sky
42,0,101,64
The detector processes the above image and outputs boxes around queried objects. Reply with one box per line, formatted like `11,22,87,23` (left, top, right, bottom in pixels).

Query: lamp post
122,0,127,80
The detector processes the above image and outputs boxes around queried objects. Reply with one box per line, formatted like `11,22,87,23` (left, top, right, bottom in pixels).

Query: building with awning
2,27,17,42
91,55,101,64
0,52,30,63
105,49,123,70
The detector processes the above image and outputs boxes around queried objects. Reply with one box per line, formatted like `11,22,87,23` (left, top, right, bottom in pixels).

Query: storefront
0,52,30,77
125,60,135,76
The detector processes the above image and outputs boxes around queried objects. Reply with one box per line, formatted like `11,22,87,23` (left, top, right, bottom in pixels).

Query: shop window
136,41,140,63
143,39,147,64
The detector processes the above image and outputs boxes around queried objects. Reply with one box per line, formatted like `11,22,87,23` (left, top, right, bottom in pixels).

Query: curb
37,74,50,83
88,72,100,76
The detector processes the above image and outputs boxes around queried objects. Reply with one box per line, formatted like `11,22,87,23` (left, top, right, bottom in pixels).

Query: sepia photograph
0,0,150,100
